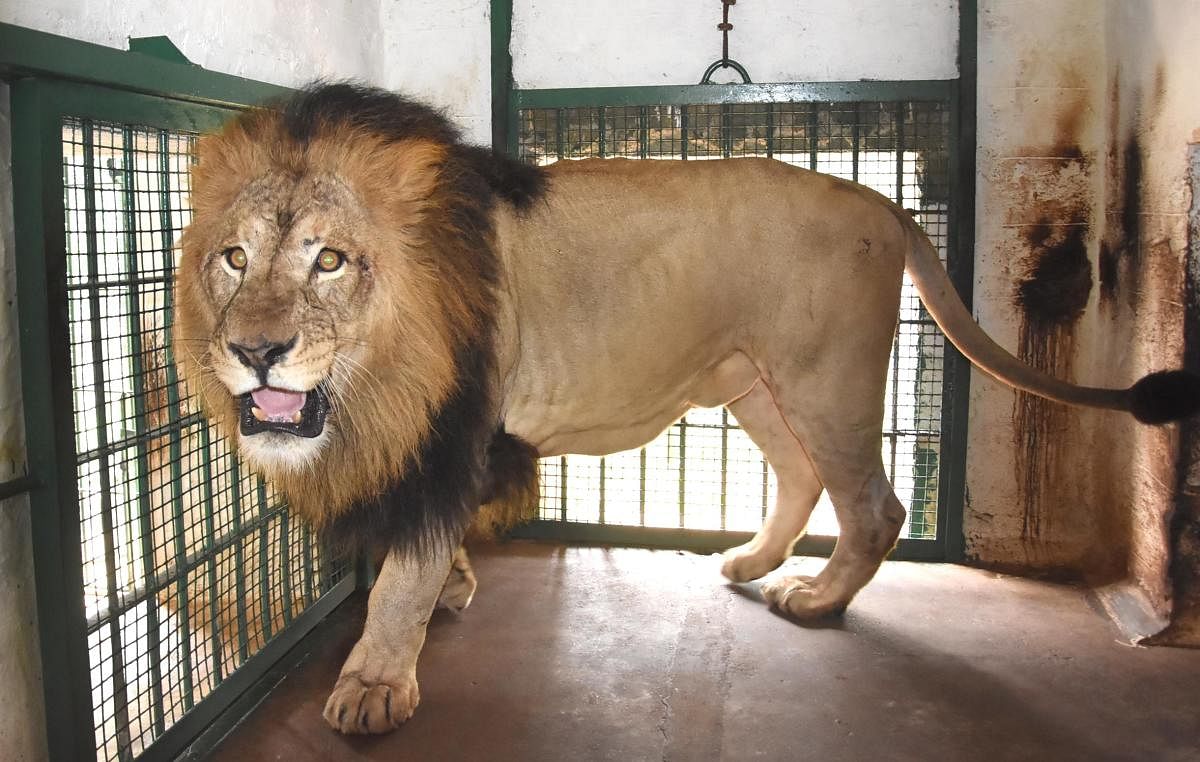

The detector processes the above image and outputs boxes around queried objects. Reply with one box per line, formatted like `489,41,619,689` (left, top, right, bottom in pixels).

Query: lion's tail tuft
1129,369,1200,424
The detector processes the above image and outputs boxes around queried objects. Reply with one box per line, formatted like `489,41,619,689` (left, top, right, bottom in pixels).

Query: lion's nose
228,335,298,382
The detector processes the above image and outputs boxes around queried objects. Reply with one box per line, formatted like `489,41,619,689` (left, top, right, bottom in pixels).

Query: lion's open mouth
239,386,330,438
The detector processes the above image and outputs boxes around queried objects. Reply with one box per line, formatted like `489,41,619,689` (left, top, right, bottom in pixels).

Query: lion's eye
315,248,345,273
224,247,248,271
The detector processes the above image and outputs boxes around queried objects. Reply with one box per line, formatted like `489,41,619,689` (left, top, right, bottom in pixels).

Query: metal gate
3,26,355,761
493,5,976,562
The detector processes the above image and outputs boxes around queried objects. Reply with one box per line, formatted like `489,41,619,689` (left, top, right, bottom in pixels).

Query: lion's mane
176,83,544,556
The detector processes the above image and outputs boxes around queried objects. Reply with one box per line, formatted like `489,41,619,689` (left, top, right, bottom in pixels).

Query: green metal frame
490,2,978,563
2,24,357,761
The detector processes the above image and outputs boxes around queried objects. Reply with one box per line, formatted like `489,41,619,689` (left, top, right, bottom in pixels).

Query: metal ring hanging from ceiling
700,0,752,84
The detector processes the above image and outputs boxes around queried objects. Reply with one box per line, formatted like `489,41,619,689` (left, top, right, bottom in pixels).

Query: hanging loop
699,0,752,84
700,59,752,84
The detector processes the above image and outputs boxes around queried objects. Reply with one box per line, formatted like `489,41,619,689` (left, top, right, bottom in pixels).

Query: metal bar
720,409,729,530
280,510,294,627
680,105,689,160
0,474,37,500
638,106,648,158
638,448,647,527
13,79,100,762
555,108,564,160
558,455,568,522
75,410,205,465
851,103,860,182
761,452,769,522
158,128,195,712
121,122,165,739
938,0,977,562
257,478,274,643
508,520,946,561
229,457,249,663
889,105,906,488
513,80,956,109
597,105,606,158
677,419,686,529
199,420,224,687
721,103,733,158
0,22,289,109
66,272,173,291
765,103,774,158
808,104,818,170
895,102,906,206
598,458,606,525
82,119,135,759
301,523,315,608
489,0,513,153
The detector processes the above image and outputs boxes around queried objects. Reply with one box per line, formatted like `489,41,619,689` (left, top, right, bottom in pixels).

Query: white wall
2,0,385,87
512,0,959,88
379,0,493,145
967,0,1200,628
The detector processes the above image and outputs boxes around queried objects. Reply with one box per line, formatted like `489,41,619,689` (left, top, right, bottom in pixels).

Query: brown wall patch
1012,219,1094,538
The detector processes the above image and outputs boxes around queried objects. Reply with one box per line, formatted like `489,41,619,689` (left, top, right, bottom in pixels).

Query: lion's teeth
291,411,303,424
251,406,266,422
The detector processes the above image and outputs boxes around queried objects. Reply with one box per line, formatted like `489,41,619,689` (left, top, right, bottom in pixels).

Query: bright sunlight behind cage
62,117,349,761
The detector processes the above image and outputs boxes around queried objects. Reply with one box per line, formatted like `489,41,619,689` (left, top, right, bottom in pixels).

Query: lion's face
194,171,374,466
176,116,464,480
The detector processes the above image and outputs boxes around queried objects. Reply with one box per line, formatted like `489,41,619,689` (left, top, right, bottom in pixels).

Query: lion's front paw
720,542,786,583
761,575,847,620
323,672,419,734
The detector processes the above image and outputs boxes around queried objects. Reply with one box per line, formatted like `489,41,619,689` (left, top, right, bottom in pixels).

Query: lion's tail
898,209,1200,424
469,430,541,538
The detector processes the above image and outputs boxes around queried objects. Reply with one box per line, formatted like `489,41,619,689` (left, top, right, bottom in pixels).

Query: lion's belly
502,351,761,457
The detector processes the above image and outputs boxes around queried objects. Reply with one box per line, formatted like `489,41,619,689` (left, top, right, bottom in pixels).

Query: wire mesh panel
61,117,350,761
518,100,950,542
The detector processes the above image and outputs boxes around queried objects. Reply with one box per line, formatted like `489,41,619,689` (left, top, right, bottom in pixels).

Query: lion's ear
322,134,446,219
385,138,447,205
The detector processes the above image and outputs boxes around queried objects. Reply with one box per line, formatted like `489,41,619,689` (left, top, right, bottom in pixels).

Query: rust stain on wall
1100,67,1147,305
1013,218,1093,539
1007,72,1096,541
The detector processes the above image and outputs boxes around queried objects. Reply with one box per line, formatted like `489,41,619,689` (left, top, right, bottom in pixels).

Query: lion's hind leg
436,545,477,612
720,380,824,583
759,386,905,620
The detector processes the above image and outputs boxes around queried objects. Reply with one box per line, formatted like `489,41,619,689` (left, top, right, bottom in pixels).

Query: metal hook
700,59,752,85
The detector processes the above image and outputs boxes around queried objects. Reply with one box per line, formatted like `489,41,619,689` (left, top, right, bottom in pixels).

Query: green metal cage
3,26,358,761
503,85,971,560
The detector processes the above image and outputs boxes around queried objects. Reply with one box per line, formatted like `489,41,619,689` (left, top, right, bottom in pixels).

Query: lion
174,83,1200,735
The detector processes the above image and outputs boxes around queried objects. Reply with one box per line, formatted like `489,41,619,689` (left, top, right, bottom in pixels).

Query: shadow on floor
212,541,1200,761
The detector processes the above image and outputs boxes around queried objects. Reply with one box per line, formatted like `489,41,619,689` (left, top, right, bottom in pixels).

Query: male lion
175,84,1200,734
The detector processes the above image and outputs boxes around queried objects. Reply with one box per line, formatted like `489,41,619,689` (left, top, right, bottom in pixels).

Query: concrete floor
213,542,1200,761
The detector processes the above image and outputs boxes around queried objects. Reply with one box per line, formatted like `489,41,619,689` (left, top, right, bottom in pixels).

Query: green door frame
488,2,977,562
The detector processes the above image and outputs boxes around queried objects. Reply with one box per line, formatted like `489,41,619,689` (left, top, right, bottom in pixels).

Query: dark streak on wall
1100,68,1146,305
1013,217,1093,539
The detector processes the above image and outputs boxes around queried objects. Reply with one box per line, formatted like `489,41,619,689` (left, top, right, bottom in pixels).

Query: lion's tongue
251,388,306,419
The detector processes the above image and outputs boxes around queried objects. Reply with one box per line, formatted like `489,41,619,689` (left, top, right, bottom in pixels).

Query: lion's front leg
323,542,452,734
